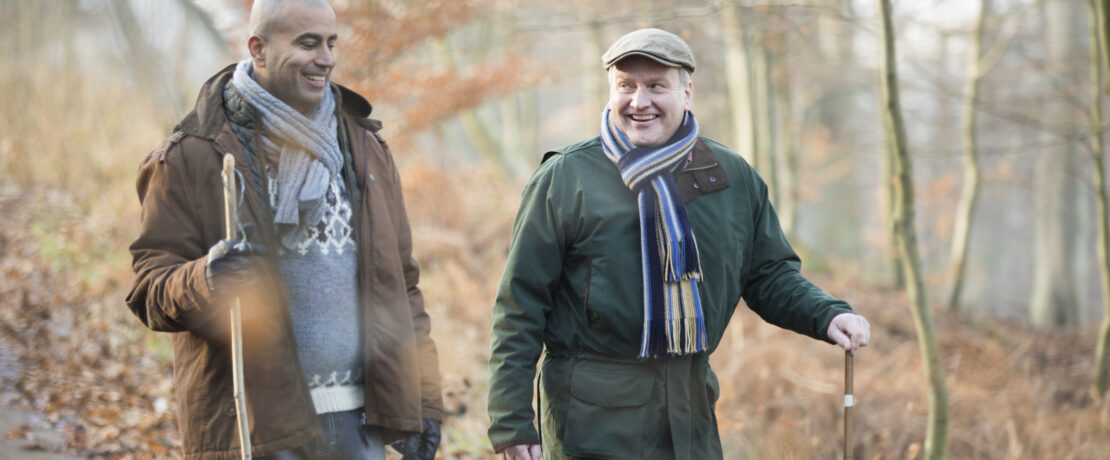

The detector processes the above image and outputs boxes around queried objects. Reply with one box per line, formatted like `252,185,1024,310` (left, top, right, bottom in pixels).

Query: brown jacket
126,65,443,459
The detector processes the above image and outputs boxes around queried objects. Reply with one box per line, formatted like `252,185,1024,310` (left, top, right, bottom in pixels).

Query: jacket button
708,176,717,183
693,182,700,190
368,173,376,181
228,406,236,417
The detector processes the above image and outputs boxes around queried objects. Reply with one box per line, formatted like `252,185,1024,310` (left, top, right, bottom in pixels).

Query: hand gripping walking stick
843,351,854,460
222,154,252,459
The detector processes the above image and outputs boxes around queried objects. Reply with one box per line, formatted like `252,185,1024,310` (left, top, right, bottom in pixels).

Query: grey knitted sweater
224,83,364,414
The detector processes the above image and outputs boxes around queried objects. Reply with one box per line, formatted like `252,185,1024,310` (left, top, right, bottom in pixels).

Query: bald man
127,1,443,458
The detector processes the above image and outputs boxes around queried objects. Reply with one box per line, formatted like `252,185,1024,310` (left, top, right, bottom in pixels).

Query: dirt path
0,336,67,459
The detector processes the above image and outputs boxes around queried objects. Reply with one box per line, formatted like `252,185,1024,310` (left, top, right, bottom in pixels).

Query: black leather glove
390,418,441,460
204,237,267,294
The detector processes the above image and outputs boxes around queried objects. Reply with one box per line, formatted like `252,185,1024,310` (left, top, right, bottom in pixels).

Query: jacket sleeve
126,136,221,333
378,133,445,422
487,158,566,450
739,169,853,343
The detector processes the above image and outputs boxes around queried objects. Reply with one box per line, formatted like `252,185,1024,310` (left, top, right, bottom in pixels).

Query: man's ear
684,80,694,110
247,35,266,67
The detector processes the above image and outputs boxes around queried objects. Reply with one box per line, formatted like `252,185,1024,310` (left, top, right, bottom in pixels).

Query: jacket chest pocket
562,358,659,458
582,258,601,328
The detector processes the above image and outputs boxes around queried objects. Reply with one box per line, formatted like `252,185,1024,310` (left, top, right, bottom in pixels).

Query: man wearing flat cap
487,28,870,459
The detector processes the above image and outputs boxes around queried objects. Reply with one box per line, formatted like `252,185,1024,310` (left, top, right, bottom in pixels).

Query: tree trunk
433,39,518,178
878,1,949,458
811,0,867,277
948,0,991,312
584,16,607,130
500,89,540,174
1089,0,1110,401
722,0,757,165
520,89,539,166
495,10,535,180
109,0,183,128
881,125,905,289
1103,0,1110,97
1030,1,1082,328
753,45,778,197
773,58,799,237
499,93,521,170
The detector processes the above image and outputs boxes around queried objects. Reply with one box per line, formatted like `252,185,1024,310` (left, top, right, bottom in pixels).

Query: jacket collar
676,139,730,203
683,139,718,171
175,63,380,140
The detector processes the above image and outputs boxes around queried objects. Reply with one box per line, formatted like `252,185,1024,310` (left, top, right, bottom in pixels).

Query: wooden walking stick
843,351,854,460
222,154,252,460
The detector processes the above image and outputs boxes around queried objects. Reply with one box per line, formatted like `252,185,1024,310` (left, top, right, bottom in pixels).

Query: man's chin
629,137,664,148
622,127,666,148
294,93,325,111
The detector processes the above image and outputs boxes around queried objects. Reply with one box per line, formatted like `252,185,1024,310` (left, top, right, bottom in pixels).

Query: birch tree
878,1,948,457
1030,0,1083,328
582,10,607,128
811,0,868,279
772,49,800,236
722,0,758,165
949,0,1011,311
1089,0,1110,401
753,45,778,196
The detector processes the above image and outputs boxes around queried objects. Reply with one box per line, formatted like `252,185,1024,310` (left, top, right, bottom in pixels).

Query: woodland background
1,0,1109,458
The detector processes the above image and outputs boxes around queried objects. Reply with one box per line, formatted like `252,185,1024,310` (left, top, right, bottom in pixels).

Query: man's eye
301,41,317,49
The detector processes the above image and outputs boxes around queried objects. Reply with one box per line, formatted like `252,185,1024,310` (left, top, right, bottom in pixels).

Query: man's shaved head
249,0,333,39
246,0,337,114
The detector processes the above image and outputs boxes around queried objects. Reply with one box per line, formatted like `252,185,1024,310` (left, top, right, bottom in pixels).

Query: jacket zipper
584,258,594,327
680,162,720,173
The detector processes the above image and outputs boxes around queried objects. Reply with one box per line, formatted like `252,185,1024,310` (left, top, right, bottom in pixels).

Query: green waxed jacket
487,136,853,459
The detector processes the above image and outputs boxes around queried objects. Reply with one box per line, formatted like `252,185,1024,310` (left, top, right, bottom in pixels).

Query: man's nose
316,47,335,68
630,88,650,109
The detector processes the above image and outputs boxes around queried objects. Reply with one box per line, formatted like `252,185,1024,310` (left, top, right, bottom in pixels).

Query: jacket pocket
562,358,655,458
706,366,720,407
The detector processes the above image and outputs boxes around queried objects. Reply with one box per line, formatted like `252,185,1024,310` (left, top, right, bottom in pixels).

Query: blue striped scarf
600,108,708,358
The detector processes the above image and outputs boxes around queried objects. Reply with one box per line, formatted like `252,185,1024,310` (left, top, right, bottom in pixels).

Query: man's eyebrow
295,32,338,42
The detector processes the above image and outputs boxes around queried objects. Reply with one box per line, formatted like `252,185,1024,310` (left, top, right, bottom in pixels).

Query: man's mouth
630,114,658,122
304,74,327,89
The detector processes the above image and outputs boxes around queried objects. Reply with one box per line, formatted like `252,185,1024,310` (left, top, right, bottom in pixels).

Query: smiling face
607,56,693,148
248,0,337,115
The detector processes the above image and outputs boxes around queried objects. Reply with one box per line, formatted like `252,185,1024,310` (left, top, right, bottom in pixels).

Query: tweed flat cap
602,28,696,73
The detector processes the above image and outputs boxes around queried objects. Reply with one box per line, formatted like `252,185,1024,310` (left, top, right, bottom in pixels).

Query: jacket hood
175,63,379,140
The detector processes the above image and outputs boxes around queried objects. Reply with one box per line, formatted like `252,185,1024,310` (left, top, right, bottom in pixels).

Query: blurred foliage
332,0,544,146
